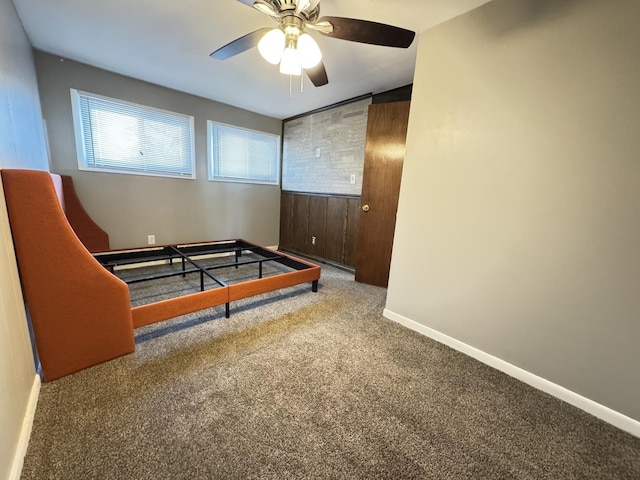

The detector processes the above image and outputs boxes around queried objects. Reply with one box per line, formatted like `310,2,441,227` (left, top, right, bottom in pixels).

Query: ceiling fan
210,0,416,87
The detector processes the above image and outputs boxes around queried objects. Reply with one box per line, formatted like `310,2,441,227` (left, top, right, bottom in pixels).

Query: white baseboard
9,374,41,480
383,309,640,438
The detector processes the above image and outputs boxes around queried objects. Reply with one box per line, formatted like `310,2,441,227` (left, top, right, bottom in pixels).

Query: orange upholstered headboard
51,174,65,211
1,169,134,381
61,175,110,252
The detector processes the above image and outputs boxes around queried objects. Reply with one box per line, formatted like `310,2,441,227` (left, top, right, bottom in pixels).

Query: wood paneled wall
280,191,360,267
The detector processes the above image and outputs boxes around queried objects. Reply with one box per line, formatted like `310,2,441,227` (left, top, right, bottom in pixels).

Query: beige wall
387,0,640,421
35,51,282,249
0,0,49,477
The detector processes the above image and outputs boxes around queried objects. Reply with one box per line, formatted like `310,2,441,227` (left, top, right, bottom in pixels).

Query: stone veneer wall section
283,97,371,195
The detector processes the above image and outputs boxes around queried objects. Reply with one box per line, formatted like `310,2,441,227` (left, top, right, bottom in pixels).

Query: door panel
355,101,411,287
279,192,294,250
308,195,327,258
344,198,360,267
292,194,310,253
325,197,346,264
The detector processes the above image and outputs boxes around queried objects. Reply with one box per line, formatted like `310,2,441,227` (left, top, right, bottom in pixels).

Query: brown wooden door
355,101,411,287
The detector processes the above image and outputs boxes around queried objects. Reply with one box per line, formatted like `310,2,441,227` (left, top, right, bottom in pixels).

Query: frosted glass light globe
297,33,322,69
279,47,302,75
258,28,285,65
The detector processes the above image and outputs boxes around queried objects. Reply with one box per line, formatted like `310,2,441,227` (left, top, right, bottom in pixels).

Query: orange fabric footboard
1,169,134,381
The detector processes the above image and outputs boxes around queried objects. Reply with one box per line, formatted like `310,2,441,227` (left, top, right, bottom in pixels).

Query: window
208,121,280,185
70,89,195,179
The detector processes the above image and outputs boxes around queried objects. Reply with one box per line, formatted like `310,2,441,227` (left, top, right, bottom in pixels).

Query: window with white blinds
208,121,280,185
70,89,195,179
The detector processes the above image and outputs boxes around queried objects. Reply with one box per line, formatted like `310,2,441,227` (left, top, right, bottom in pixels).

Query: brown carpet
20,261,640,479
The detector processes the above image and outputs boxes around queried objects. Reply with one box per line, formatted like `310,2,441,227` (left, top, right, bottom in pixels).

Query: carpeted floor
21,260,640,479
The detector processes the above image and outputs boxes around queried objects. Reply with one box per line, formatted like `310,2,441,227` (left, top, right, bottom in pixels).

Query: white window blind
208,121,280,185
71,89,195,179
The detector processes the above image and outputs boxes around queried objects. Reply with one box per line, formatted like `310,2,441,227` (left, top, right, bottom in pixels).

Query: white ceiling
13,0,492,120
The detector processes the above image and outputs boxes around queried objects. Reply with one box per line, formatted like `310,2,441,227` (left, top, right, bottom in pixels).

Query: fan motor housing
271,0,320,23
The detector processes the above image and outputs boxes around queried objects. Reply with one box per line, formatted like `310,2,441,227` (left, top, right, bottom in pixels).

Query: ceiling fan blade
210,28,272,60
236,0,255,6
316,16,415,48
305,61,329,87
306,21,333,35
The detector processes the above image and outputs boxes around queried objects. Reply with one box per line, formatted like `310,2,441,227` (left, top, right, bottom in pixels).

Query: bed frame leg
312,280,318,292
225,302,230,318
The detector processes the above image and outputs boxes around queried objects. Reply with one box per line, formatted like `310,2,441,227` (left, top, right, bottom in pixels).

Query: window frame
207,120,281,186
70,88,196,180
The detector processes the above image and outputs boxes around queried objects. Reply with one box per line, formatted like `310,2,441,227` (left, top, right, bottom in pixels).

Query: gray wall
283,97,371,195
0,0,49,477
35,51,283,249
387,0,640,421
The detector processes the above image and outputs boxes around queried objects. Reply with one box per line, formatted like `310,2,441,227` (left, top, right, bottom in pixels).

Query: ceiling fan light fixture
253,1,278,17
258,28,285,64
297,33,322,69
295,0,310,13
279,46,302,75
213,0,417,88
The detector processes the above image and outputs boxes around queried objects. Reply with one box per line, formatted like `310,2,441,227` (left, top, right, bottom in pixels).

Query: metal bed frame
94,238,320,322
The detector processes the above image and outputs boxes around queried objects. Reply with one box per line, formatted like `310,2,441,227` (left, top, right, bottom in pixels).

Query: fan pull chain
287,75,304,98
